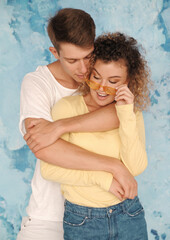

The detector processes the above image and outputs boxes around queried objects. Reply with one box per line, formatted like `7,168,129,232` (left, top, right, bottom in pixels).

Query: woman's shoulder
62,95,83,104
52,95,85,120
52,95,82,113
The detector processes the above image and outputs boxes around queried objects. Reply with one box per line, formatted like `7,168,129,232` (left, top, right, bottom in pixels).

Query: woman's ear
49,47,60,59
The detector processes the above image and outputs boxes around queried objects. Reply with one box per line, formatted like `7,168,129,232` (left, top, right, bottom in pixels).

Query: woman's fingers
115,94,134,104
115,84,134,104
109,178,125,201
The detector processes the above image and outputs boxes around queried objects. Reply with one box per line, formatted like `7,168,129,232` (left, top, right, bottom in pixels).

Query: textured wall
0,0,169,239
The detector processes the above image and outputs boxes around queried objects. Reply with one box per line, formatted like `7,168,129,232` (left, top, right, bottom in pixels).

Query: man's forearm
35,138,120,174
55,103,119,135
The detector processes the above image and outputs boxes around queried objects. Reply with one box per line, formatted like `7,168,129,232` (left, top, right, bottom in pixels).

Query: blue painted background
0,0,169,239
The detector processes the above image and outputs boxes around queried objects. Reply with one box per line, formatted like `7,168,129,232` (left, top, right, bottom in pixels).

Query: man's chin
75,76,85,83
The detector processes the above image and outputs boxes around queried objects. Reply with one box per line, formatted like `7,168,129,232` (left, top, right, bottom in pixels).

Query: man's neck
47,61,79,89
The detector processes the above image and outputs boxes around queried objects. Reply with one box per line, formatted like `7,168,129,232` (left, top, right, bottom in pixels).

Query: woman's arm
40,159,113,191
116,104,147,176
37,133,138,200
114,84,148,176
41,158,130,200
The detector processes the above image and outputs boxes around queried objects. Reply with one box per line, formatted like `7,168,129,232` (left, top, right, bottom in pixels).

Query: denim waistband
64,196,139,218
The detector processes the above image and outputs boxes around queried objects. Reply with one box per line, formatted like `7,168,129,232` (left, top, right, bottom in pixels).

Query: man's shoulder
23,65,47,82
21,65,53,90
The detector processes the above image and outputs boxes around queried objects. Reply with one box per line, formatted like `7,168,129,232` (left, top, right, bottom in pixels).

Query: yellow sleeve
116,104,148,176
41,161,112,191
40,97,113,192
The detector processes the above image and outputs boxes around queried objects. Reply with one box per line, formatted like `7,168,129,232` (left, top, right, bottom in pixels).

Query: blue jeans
63,197,148,240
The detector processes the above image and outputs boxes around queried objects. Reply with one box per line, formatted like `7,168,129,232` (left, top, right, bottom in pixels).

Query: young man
17,8,137,240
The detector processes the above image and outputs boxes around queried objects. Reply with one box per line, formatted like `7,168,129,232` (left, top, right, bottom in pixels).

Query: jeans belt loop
88,208,92,218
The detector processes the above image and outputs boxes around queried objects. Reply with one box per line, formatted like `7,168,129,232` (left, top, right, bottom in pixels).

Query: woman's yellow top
41,95,147,207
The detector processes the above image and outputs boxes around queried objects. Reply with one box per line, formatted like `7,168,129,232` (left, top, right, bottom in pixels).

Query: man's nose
79,60,87,74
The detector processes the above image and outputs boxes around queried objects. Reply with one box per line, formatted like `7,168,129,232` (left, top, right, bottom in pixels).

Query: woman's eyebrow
93,68,121,79
92,68,101,76
109,76,121,79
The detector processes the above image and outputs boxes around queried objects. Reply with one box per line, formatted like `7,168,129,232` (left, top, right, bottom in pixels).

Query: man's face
58,43,94,83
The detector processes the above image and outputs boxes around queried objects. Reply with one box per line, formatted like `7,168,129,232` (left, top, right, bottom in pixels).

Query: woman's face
88,59,128,107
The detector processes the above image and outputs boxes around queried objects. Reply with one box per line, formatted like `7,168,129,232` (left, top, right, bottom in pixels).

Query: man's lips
76,74,85,79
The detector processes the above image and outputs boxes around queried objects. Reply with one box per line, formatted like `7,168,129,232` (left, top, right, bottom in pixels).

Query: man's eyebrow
64,57,78,60
85,52,93,58
64,52,93,61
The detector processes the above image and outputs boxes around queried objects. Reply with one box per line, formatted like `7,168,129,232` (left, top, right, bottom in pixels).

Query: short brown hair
47,8,95,52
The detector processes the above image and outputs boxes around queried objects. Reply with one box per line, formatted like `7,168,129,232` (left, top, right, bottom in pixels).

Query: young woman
40,32,151,240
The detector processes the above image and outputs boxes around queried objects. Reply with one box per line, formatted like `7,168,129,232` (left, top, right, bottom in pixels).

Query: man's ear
49,47,60,59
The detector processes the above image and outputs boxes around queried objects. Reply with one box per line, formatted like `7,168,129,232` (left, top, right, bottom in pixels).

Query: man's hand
24,118,64,153
111,159,138,200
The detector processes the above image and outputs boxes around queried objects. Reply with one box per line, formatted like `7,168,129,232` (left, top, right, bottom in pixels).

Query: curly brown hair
81,32,152,111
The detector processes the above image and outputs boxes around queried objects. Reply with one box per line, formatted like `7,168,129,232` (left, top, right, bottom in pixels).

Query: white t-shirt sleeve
19,73,53,136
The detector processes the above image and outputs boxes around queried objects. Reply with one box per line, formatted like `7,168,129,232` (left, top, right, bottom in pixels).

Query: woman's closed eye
93,75,101,80
109,80,117,84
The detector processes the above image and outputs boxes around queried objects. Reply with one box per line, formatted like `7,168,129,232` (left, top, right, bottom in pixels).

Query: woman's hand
115,84,134,106
109,178,124,201
111,159,138,200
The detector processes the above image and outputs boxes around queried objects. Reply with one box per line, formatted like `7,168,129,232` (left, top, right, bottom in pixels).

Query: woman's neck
83,94,101,112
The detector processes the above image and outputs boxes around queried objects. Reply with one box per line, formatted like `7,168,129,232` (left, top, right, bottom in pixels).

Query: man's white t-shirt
19,65,77,221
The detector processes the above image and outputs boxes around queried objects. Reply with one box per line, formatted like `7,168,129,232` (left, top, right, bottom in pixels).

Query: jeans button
109,209,112,213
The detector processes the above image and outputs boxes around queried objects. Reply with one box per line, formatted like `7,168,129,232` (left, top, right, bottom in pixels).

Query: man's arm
24,103,119,153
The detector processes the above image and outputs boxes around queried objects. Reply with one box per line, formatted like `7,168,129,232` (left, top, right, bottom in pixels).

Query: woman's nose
99,79,106,91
